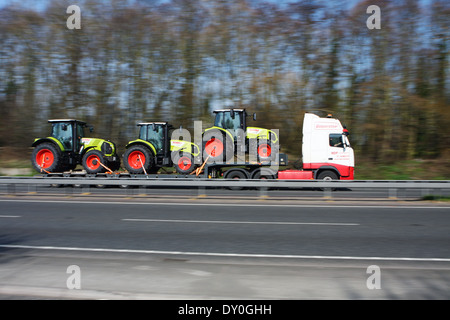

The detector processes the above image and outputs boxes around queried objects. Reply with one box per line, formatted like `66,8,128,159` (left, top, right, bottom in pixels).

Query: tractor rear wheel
203,130,233,163
31,143,62,173
123,145,153,174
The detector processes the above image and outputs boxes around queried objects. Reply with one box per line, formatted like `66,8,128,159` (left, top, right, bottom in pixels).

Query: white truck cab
278,113,355,180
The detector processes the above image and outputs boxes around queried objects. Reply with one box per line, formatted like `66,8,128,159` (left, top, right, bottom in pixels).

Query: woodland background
0,0,449,178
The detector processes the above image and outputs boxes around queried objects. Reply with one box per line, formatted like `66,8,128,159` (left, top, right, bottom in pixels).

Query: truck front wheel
317,170,339,181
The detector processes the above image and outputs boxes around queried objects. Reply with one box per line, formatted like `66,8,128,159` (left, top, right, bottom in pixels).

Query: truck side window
329,134,344,148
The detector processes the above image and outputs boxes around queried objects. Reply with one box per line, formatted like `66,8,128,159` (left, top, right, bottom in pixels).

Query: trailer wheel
173,152,196,175
31,143,62,173
203,130,233,163
224,170,247,190
123,145,153,174
82,150,106,174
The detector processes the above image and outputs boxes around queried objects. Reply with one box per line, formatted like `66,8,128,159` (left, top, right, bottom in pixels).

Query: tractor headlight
101,141,113,155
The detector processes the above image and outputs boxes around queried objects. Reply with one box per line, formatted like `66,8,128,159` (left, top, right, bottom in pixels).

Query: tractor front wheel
82,150,106,174
173,152,196,175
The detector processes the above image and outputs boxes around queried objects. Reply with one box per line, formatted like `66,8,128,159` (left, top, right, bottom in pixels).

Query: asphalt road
0,196,449,300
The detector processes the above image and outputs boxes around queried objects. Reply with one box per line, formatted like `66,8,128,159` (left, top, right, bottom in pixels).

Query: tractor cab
137,122,173,159
123,122,200,174
48,119,88,154
203,108,278,162
31,119,120,174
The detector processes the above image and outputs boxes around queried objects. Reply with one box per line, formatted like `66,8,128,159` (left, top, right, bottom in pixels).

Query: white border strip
122,218,359,226
1,244,449,262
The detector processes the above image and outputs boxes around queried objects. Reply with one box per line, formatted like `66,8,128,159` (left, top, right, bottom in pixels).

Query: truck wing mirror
253,113,257,121
89,126,94,133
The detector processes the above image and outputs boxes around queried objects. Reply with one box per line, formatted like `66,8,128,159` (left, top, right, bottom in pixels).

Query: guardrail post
65,185,73,197
139,185,147,197
7,184,16,195
259,186,268,199
27,184,37,194
198,186,206,198
82,184,91,195
323,187,332,199
389,188,398,199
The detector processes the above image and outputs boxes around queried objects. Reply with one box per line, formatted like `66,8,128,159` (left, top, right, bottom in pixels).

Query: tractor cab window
214,111,243,132
77,124,85,139
141,124,164,153
52,123,73,150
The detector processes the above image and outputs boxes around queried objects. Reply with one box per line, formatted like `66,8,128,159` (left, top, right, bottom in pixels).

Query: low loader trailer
31,112,354,184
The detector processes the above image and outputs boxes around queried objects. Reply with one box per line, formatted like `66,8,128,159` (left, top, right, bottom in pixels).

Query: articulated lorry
30,111,354,181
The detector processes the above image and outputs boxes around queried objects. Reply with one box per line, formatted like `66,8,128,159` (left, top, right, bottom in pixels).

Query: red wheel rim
258,144,271,158
86,154,101,170
36,149,54,169
128,151,145,170
205,138,223,157
177,156,192,171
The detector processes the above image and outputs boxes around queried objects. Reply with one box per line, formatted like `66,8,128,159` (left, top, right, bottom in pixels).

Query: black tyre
173,152,196,175
317,170,339,180
82,150,107,174
317,170,339,191
123,145,153,174
202,130,233,163
224,169,247,190
31,143,62,173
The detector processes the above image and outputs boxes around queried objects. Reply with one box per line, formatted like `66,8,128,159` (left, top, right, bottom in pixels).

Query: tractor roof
48,119,87,125
137,122,169,126
213,108,246,113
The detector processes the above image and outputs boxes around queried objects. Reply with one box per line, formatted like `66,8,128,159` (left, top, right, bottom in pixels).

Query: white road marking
122,218,359,226
1,244,449,262
0,199,449,209
0,215,21,218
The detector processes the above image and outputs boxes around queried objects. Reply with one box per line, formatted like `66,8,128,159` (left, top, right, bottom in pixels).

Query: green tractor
31,119,120,174
203,108,279,162
123,122,201,175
